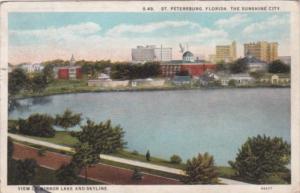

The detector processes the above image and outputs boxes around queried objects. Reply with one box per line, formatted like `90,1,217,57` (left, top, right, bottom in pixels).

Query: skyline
9,12,290,64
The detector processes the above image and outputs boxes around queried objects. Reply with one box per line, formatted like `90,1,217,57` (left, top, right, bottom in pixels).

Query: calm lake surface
9,88,290,165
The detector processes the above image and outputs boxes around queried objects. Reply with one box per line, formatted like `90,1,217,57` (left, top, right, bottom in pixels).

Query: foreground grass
10,132,236,180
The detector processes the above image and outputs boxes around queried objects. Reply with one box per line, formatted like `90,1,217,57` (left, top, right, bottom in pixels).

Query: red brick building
181,63,216,77
54,55,82,80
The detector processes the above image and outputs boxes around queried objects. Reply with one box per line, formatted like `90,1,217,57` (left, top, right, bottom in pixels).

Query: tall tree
42,64,55,83
55,109,82,131
15,159,38,184
183,153,218,184
72,142,100,184
30,73,48,94
8,68,30,95
73,119,126,154
229,135,290,184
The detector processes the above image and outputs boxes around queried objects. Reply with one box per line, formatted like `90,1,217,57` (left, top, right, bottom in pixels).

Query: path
13,143,181,185
8,133,250,185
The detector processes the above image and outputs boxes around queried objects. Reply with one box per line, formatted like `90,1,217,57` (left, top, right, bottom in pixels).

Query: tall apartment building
132,45,172,63
244,41,278,63
215,41,237,63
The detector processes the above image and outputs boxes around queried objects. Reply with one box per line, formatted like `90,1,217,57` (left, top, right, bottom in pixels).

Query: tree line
216,59,290,74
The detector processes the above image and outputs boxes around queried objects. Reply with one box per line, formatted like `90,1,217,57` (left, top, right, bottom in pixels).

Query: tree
229,135,290,184
72,142,100,184
42,64,55,83
15,159,38,184
131,168,143,181
170,154,182,164
268,60,290,74
216,61,228,72
30,73,48,94
73,119,126,154
183,153,218,184
55,163,79,185
8,68,30,95
18,113,55,137
229,58,248,74
146,150,150,161
55,109,82,131
228,79,236,87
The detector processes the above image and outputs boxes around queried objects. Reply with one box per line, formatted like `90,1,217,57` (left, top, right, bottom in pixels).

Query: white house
19,63,44,73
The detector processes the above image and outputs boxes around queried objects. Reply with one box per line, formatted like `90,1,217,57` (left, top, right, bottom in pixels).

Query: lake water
9,88,290,165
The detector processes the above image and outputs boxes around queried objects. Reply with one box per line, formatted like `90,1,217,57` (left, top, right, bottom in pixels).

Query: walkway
13,143,181,185
8,133,250,185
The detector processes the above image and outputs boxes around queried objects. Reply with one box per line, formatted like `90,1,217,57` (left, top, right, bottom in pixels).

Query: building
172,76,191,86
244,41,278,63
131,78,165,87
215,41,237,63
278,56,291,66
160,50,216,77
239,54,268,72
132,45,172,63
219,73,254,86
260,73,290,86
19,63,44,73
54,55,82,80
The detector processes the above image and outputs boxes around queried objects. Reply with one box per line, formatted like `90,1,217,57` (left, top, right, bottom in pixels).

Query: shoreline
14,85,290,100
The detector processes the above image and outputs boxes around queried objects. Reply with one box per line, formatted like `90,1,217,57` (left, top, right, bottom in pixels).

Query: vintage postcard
0,1,299,193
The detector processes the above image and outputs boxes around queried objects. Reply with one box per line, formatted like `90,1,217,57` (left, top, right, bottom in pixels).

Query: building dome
182,51,194,62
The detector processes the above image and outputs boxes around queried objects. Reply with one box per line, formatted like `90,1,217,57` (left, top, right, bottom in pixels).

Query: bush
183,153,218,184
131,168,143,181
19,114,55,137
38,148,47,156
229,135,290,184
170,154,182,164
131,150,139,155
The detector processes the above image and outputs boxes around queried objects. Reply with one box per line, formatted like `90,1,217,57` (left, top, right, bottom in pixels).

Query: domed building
182,51,194,62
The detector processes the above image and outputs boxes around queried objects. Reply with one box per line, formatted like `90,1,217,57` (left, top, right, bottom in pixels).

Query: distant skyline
9,12,290,64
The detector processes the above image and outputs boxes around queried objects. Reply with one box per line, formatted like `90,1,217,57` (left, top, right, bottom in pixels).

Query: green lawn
17,131,79,147
10,131,236,179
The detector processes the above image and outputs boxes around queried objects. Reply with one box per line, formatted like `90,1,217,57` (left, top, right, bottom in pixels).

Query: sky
8,12,290,64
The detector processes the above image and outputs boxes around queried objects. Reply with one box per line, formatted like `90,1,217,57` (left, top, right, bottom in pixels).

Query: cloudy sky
9,12,290,64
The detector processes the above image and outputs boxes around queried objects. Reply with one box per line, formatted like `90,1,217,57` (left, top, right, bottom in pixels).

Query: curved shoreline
14,85,290,100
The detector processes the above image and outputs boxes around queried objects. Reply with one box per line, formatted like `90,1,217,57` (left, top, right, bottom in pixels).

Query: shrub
37,148,47,156
131,150,139,155
170,154,182,164
229,135,290,184
131,168,143,181
183,153,218,184
146,150,150,161
18,114,55,137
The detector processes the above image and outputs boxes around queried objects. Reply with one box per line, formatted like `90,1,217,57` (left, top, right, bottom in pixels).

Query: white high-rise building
132,45,172,63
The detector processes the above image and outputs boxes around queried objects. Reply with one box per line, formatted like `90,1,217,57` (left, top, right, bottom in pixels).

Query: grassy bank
9,131,236,179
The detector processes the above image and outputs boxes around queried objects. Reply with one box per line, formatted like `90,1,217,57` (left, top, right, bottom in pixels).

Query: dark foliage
18,114,55,137
183,153,218,184
229,135,290,184
268,60,290,73
14,159,38,184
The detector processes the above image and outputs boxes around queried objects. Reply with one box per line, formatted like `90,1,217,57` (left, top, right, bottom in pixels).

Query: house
131,78,165,87
199,71,219,86
260,73,290,85
218,73,254,86
230,73,255,86
172,76,191,86
19,63,44,73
